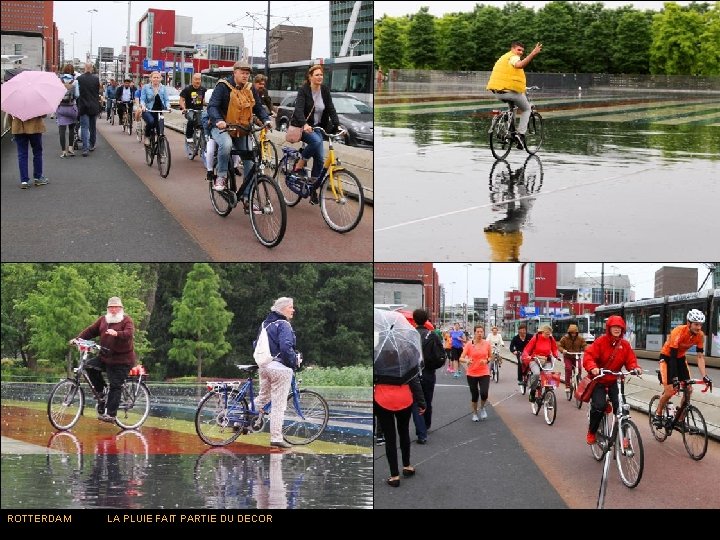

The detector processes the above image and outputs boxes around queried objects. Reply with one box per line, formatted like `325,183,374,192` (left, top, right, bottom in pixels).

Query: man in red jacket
72,296,136,423
583,315,642,444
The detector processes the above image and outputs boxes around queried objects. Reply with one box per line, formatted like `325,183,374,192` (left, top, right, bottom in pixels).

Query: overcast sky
435,263,715,307
375,1,696,18
54,1,330,62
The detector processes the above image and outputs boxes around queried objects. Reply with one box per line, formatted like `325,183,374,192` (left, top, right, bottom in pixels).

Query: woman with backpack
252,297,299,449
57,64,79,158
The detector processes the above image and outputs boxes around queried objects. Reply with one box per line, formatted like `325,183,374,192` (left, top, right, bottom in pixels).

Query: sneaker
417,438,427,445
20,181,29,189
89,146,95,152
472,413,479,422
586,432,597,445
98,413,116,423
206,171,215,182
33,176,49,186
66,147,75,156
82,150,88,157
293,167,308,177
651,414,664,429
60,151,67,158
375,436,385,446
213,177,226,191
96,401,106,415
480,408,488,420
270,440,292,449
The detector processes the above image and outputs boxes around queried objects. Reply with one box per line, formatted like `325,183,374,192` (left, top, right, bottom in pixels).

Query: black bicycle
47,339,151,431
184,109,206,162
144,109,172,178
648,371,711,460
207,119,287,248
119,102,133,136
489,85,544,160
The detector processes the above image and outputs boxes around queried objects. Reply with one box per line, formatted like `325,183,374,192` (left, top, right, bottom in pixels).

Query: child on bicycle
582,315,641,445
70,296,136,423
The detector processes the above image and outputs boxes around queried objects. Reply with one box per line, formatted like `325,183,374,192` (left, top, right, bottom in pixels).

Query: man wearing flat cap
72,296,136,423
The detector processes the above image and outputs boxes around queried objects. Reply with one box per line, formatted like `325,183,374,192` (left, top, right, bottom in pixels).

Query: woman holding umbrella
374,309,426,488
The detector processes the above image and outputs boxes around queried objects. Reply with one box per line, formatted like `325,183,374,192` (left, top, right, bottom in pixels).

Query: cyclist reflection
484,154,543,261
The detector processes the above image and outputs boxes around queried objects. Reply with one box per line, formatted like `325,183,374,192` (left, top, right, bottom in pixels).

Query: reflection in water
44,430,150,508
194,448,292,509
484,154,544,261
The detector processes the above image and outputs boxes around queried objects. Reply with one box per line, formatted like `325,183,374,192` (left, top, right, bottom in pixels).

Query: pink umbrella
1,70,67,122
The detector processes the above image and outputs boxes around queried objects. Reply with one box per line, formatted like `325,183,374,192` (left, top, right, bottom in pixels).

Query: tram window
280,71,294,91
330,68,349,92
348,67,370,93
293,69,305,90
669,307,686,330
648,313,662,334
269,71,282,91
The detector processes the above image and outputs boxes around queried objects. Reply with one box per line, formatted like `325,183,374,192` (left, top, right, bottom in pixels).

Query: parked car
167,86,181,109
275,92,373,148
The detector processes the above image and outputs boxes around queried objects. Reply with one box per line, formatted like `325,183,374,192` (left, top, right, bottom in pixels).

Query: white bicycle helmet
687,309,705,323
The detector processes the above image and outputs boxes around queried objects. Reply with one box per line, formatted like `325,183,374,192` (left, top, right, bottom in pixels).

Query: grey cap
107,296,123,307
233,60,251,71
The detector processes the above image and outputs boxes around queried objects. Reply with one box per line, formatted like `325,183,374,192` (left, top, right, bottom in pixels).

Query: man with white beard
71,296,136,423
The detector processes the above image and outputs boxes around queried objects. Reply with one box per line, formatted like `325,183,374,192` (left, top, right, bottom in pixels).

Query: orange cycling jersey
660,324,704,357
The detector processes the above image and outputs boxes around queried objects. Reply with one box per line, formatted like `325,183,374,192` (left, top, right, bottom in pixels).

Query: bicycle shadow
484,154,544,261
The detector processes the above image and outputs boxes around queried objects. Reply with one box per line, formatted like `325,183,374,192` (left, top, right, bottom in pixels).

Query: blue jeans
300,128,324,178
79,113,97,150
14,133,43,182
142,111,163,137
211,127,253,197
411,370,436,440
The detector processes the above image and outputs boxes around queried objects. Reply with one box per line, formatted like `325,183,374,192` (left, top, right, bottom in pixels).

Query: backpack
418,328,446,370
253,322,276,367
218,79,254,137
60,82,75,105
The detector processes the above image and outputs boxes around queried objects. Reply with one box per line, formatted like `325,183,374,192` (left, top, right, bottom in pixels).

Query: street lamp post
71,31,78,66
464,264,472,330
610,265,619,304
88,9,98,64
450,281,456,324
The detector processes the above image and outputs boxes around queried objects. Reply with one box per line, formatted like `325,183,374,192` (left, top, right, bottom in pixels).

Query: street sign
143,59,164,71
99,47,114,63
474,298,488,312
520,306,538,317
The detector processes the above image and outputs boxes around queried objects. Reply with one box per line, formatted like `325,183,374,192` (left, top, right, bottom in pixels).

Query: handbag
574,375,596,403
285,104,314,143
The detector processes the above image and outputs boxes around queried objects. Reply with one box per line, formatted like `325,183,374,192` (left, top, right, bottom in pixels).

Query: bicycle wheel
682,405,708,460
574,374,583,409
249,175,287,248
109,108,115,125
282,390,329,445
47,379,84,430
520,375,528,395
648,395,669,442
543,389,557,426
145,140,154,166
524,111,544,155
115,381,150,430
261,139,279,177
136,121,143,144
319,169,365,233
277,168,302,207
615,419,644,488
491,361,499,383
195,391,246,446
199,131,207,163
489,113,513,160
157,136,171,178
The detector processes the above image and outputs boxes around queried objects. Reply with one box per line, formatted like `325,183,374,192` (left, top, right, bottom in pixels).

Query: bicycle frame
590,369,644,507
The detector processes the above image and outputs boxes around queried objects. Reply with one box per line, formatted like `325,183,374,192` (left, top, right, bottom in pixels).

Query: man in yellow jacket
486,41,542,149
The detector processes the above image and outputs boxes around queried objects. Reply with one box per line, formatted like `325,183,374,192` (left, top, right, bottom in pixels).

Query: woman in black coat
290,65,340,186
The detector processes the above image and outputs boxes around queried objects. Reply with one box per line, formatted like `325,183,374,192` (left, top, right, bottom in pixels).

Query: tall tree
612,10,653,74
375,16,408,70
650,3,706,74
407,7,439,69
168,263,233,381
17,266,95,376
697,2,720,76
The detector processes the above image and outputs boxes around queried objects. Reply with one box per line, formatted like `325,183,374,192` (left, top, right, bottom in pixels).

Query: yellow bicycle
258,125,278,177
274,127,365,233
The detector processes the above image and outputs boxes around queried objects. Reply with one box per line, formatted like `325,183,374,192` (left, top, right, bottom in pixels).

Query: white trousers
256,361,293,442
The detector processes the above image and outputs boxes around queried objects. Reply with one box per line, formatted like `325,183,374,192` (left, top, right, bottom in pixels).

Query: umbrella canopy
374,308,422,385
3,67,30,82
1,70,67,121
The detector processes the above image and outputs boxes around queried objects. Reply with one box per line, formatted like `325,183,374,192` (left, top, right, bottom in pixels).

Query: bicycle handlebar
144,109,171,113
311,126,347,140
70,338,107,353
526,86,541,91
594,368,640,379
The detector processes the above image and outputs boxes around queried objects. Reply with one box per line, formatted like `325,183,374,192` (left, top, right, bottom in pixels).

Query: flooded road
1,392,372,510
374,88,720,261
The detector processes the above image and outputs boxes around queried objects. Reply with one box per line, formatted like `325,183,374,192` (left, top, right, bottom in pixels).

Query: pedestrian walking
8,113,48,189
77,63,101,156
57,64,79,158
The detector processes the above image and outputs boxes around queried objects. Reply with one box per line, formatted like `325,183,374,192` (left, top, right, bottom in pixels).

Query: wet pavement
1,387,372,510
374,86,720,261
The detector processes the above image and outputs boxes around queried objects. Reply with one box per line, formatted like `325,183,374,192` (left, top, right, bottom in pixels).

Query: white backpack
253,322,277,367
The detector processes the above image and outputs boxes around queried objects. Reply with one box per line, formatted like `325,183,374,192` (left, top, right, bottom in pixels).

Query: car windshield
333,97,372,114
